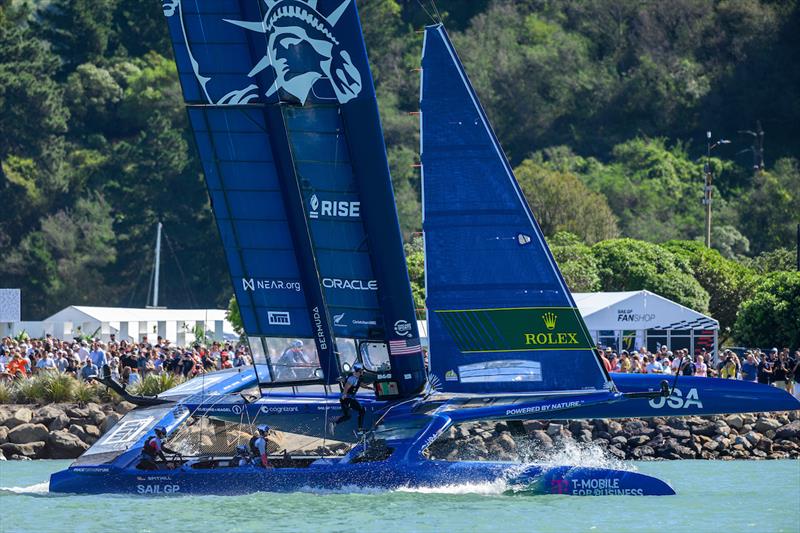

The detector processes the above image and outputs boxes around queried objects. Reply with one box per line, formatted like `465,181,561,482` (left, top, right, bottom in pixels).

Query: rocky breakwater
427,412,800,462
0,402,135,461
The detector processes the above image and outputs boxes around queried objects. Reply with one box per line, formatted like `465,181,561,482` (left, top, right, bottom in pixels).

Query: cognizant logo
322,278,378,291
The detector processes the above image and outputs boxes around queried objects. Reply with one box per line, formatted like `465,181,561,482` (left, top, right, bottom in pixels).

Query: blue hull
50,460,674,496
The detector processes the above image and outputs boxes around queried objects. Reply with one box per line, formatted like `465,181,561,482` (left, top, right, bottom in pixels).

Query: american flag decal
389,338,422,355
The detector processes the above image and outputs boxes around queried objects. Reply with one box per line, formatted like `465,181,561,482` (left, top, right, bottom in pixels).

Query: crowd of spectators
0,334,252,386
598,345,800,395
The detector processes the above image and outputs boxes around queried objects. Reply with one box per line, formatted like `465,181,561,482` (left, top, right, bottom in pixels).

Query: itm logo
542,312,557,331
308,194,360,219
268,311,291,326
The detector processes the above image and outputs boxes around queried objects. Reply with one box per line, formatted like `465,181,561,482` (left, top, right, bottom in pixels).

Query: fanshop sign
437,307,593,353
616,308,656,323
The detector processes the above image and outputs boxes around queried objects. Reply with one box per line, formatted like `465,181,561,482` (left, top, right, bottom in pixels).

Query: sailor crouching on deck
330,362,370,434
137,426,179,470
250,425,273,468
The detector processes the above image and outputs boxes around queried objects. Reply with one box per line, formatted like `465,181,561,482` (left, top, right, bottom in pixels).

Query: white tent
572,290,718,357
0,306,238,345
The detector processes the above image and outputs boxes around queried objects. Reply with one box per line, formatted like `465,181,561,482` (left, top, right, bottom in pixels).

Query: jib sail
164,0,425,397
420,24,611,395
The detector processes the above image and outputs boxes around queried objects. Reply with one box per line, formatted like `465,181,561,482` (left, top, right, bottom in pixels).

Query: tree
404,235,425,310
226,295,243,336
547,232,601,292
739,159,800,255
515,159,618,244
745,248,797,275
661,240,755,341
592,238,709,312
734,272,800,348
35,0,118,73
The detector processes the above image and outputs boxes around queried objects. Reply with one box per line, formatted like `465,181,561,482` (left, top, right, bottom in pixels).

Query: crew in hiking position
330,363,369,433
138,426,179,470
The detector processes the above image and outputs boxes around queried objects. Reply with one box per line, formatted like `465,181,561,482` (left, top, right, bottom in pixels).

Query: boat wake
396,479,509,496
519,439,636,472
0,482,51,496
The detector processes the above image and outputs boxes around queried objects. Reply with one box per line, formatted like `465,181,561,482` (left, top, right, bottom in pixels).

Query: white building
0,306,238,345
573,290,718,357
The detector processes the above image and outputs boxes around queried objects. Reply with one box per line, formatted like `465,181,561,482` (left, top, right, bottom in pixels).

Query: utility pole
703,131,730,248
153,221,162,308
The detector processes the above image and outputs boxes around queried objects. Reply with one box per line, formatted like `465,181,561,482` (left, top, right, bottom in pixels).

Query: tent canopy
572,291,718,331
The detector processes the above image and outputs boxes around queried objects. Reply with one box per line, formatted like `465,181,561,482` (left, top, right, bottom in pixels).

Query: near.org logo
309,194,360,219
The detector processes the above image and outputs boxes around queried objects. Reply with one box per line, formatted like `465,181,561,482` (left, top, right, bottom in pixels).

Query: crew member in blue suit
330,363,370,434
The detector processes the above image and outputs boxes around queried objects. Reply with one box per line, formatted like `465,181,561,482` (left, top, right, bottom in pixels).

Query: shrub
130,373,183,397
42,372,76,403
14,375,47,403
0,382,13,404
73,380,98,404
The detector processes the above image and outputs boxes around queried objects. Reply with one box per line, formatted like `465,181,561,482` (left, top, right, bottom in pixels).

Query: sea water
1,459,798,533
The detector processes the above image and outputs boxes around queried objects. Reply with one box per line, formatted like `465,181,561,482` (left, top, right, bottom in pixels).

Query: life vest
248,435,260,458
142,436,160,458
346,374,362,397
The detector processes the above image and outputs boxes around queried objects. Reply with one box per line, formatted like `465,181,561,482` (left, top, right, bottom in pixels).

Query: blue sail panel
284,106,384,340
165,0,427,396
421,25,610,394
187,107,312,339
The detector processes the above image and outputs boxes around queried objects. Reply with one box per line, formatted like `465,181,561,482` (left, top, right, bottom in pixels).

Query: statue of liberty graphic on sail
162,0,363,105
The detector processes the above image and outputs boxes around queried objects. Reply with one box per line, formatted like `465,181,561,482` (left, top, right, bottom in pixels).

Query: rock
594,430,613,441
115,401,136,415
68,424,91,443
48,430,89,459
702,440,719,452
627,435,649,447
752,449,767,458
666,417,690,431
1,441,46,459
0,449,4,460
0,426,7,444
713,435,730,450
529,430,554,450
775,420,800,440
82,424,101,444
745,431,762,446
724,414,744,430
523,420,547,432
754,417,782,433
49,414,71,431
611,436,628,446
3,407,33,429
33,405,65,426
756,437,773,453
66,406,90,419
714,421,731,437
607,421,623,436
733,436,752,450
496,432,517,452
632,445,654,459
547,423,565,437
101,412,122,434
7,423,50,444
690,420,717,437
577,429,593,443
608,446,626,460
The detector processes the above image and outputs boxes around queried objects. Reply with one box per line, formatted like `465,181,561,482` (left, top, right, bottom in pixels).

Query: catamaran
51,0,798,496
